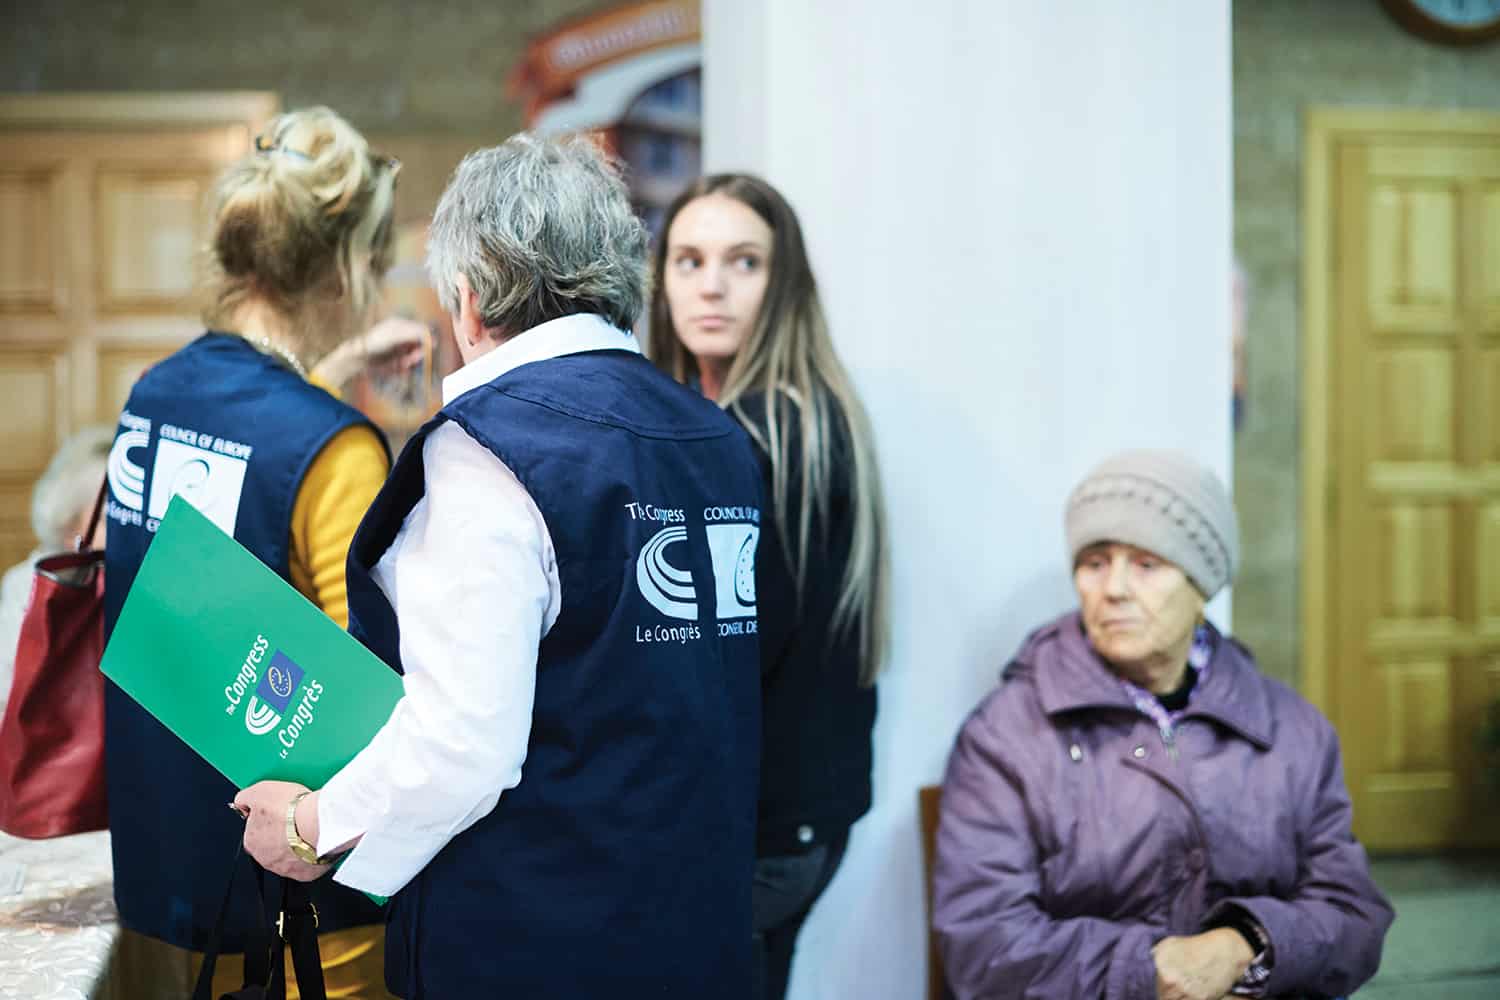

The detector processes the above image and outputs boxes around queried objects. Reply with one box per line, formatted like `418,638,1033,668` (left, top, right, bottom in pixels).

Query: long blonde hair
649,175,889,684
203,106,400,366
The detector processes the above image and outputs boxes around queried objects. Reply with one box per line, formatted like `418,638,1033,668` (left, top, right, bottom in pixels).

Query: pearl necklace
252,336,308,380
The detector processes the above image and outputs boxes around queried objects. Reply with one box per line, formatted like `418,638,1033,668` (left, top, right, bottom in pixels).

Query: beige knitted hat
1064,449,1239,598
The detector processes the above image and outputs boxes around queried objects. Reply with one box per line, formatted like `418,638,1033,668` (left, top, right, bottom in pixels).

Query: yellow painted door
1332,132,1500,849
0,97,271,568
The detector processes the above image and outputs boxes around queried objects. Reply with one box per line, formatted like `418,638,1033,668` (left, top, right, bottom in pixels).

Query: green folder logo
102,497,402,903
102,494,401,792
245,650,306,735
245,699,278,734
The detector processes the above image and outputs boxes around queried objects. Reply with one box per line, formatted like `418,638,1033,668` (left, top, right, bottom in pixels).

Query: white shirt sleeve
314,420,560,897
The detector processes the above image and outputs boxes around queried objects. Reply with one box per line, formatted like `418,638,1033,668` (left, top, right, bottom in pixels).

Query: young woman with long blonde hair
651,174,889,1000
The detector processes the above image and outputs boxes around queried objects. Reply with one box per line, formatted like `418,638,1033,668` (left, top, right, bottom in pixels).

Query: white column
703,2,1232,996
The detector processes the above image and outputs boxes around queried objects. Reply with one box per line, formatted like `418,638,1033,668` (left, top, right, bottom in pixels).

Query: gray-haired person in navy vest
104,107,425,995
235,134,765,998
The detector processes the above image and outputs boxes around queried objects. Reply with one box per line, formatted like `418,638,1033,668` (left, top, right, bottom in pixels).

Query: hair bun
266,106,377,222
203,106,398,358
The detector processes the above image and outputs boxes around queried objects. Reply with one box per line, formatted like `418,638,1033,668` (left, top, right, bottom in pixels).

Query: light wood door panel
1366,181,1459,332
0,344,71,565
1478,503,1500,627
95,166,217,314
1370,346,1458,461
1320,120,1500,850
1483,186,1500,330
0,96,273,569
0,167,66,316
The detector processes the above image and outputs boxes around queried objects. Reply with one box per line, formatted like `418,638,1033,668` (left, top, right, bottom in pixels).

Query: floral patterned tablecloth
0,829,116,1000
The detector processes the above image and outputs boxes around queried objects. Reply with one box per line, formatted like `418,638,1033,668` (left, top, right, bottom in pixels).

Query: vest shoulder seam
467,384,736,441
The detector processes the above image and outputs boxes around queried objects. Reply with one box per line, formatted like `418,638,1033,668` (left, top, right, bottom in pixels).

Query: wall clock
1380,0,1500,45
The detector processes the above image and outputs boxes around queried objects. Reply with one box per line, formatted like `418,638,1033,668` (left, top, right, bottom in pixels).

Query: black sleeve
734,393,800,681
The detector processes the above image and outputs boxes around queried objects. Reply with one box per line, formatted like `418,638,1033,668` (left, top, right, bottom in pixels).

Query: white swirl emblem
636,525,698,620
244,696,280,736
107,430,150,512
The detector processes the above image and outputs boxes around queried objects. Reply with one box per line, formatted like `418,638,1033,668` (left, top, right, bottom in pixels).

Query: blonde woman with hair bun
651,174,890,1000
103,106,415,997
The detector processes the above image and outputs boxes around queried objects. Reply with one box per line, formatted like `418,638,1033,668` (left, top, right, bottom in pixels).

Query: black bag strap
242,866,277,996
281,880,327,1000
191,835,327,1000
192,837,250,1000
76,478,107,553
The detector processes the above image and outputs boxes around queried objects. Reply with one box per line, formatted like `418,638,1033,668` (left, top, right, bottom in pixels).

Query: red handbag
0,481,108,838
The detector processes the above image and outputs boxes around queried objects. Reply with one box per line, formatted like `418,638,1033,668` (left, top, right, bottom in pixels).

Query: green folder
101,495,403,860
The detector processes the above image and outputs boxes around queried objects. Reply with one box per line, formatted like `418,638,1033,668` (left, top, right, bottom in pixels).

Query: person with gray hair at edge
933,449,1392,1000
236,133,765,998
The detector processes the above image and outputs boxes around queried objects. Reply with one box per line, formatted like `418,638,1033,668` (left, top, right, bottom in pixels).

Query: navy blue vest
345,350,762,998
103,332,388,951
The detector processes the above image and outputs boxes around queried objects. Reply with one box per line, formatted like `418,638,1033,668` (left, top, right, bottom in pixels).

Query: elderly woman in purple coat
934,450,1392,1000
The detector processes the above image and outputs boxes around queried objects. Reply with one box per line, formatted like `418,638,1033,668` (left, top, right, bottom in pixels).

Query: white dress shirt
316,313,641,896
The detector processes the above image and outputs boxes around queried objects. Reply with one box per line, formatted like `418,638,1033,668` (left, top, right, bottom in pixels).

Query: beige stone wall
1233,0,1500,686
1,0,611,133
0,0,616,222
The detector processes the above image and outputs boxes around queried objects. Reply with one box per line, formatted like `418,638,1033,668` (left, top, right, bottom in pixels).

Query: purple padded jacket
933,612,1392,1000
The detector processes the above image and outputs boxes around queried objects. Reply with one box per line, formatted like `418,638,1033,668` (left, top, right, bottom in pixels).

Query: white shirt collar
441,313,641,405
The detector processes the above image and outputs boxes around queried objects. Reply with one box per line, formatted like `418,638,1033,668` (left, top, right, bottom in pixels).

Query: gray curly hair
426,133,649,335
32,426,112,550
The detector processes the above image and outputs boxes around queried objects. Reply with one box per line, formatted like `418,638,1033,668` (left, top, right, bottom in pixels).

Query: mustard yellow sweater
286,378,390,628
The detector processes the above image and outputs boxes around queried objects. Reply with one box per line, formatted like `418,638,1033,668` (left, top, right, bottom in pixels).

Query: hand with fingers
231,780,331,882
1152,928,1254,1000
312,316,433,388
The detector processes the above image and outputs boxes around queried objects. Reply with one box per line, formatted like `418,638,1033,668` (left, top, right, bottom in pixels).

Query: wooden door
1305,110,1500,850
0,94,276,568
